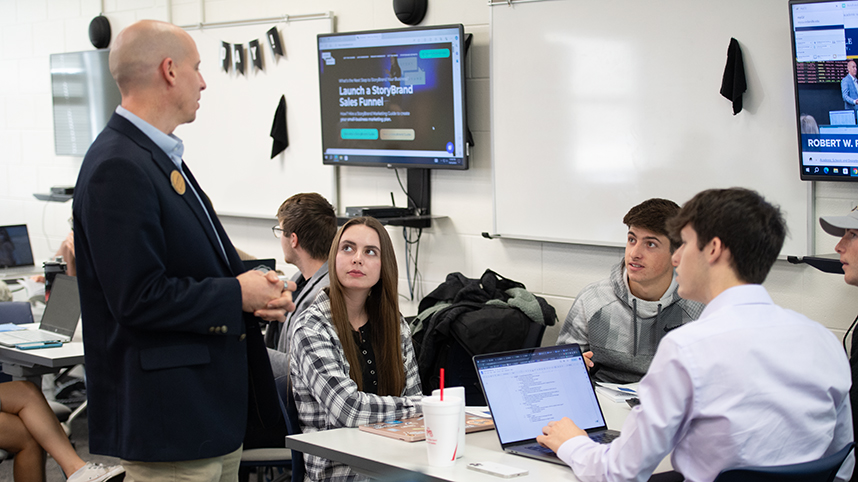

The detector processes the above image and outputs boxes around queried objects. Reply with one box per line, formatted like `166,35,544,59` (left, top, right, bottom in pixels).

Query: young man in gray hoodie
556,198,704,383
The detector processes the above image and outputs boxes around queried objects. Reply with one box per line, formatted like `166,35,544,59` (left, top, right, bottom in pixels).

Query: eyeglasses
272,226,286,239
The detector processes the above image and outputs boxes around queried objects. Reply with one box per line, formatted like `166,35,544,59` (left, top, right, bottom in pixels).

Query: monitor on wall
790,0,858,181
50,49,121,156
317,24,468,170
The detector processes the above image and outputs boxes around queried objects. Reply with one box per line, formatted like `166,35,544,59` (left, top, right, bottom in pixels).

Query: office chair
238,376,305,482
713,442,855,482
278,375,305,482
239,395,292,482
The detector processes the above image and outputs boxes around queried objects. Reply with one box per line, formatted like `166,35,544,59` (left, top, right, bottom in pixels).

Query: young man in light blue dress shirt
539,188,853,482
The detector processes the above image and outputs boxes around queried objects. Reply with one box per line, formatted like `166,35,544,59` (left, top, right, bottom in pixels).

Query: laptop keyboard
590,431,619,444
521,444,558,456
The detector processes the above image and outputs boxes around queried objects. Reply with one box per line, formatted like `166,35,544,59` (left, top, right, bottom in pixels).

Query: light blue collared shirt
115,106,228,262
558,284,853,482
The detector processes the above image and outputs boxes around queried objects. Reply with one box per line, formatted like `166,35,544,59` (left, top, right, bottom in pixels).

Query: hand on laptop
537,417,587,452
583,351,595,371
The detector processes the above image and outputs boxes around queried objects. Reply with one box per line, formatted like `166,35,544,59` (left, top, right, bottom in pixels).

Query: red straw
440,368,445,401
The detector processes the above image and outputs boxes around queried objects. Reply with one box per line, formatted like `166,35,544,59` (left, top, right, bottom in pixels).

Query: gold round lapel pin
170,170,186,195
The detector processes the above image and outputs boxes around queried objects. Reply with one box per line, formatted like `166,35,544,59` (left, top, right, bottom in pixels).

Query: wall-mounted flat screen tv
790,0,858,181
317,24,468,170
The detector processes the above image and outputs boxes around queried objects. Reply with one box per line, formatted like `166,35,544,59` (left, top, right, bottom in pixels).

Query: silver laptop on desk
474,344,620,465
0,274,80,347
0,224,40,280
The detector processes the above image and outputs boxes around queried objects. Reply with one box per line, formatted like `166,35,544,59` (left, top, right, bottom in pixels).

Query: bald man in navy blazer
73,20,295,481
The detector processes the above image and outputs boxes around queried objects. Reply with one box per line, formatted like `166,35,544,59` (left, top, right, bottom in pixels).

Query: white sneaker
67,462,125,482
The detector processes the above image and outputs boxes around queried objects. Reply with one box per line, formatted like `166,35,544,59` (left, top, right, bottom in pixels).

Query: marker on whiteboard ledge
482,232,501,239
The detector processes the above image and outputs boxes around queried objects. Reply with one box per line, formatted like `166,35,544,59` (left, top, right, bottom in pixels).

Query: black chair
276,375,305,482
239,375,297,482
713,442,855,482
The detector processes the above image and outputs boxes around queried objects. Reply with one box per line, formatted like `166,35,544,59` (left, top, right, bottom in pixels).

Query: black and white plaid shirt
289,291,422,481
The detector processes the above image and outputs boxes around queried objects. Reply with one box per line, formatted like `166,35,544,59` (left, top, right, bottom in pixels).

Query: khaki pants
122,445,242,482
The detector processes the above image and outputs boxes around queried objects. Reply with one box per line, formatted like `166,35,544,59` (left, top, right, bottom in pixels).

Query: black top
353,322,379,394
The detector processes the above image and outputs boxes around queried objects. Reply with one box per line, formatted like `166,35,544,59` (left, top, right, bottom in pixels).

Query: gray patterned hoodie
556,262,704,383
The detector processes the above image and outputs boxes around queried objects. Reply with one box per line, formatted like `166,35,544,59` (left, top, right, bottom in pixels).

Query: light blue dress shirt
114,106,228,262
557,284,853,482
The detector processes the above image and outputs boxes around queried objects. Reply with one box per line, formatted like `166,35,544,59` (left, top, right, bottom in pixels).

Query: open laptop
830,109,858,126
0,224,39,281
474,343,620,465
0,274,80,347
242,258,276,272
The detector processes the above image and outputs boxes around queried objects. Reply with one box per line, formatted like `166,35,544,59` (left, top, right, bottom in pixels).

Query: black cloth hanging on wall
270,95,289,158
720,37,747,115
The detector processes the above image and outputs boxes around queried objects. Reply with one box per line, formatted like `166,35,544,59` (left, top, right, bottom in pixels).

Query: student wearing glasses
265,192,338,378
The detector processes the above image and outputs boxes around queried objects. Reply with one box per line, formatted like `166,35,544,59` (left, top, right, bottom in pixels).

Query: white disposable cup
422,395,462,467
432,386,465,458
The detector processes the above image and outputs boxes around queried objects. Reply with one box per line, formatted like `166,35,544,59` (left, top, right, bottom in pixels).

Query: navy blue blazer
73,113,279,462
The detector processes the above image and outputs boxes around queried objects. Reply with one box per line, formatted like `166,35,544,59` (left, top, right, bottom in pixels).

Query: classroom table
0,325,86,431
0,324,84,387
286,393,673,482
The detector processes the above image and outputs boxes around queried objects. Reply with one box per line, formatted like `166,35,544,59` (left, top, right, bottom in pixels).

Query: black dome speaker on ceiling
89,15,111,49
393,0,427,25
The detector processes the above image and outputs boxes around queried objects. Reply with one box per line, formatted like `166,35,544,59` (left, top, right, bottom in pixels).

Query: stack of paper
595,382,639,403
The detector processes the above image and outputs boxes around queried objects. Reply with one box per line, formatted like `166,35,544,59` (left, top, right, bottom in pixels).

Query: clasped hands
237,270,297,322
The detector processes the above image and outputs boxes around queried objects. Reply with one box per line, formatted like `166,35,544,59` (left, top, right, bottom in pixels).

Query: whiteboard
491,0,811,256
177,17,336,218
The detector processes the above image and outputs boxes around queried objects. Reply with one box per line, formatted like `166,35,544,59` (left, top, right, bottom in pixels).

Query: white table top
0,323,84,369
289,426,581,481
287,393,672,481
0,340,84,368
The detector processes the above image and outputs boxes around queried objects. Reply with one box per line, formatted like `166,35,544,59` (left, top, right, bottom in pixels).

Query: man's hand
254,278,297,322
583,351,595,371
536,417,587,452
237,270,288,320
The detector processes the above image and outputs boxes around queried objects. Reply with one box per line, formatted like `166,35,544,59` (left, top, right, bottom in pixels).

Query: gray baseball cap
820,208,858,237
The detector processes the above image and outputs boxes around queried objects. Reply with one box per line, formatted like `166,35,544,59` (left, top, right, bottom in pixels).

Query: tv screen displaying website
791,0,858,181
317,24,468,169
